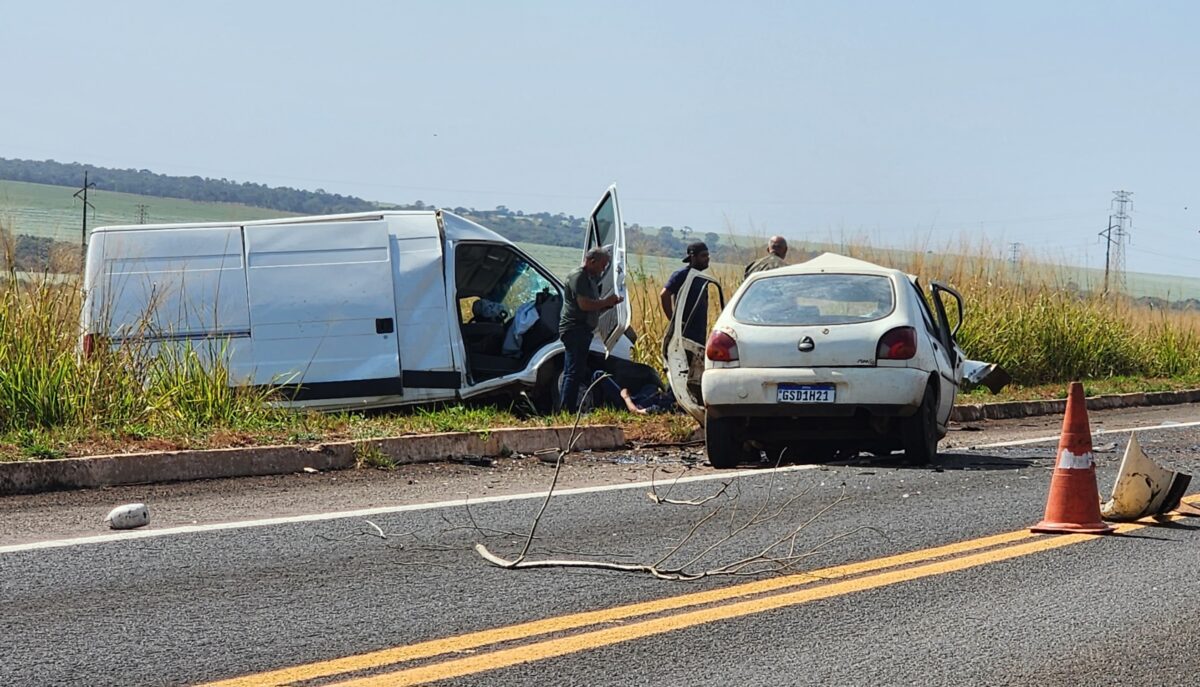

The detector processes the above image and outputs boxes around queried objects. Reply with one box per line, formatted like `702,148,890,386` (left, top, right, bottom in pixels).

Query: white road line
0,464,820,555
7,417,1199,556
967,419,1200,449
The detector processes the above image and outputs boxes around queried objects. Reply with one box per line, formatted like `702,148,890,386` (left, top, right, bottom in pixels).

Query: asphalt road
3,403,1200,686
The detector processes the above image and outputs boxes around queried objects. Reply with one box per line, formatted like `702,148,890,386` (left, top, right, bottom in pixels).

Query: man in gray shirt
558,247,623,413
744,235,789,277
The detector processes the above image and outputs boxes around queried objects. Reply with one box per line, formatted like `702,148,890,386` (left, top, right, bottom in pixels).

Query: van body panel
89,225,249,339
243,220,401,386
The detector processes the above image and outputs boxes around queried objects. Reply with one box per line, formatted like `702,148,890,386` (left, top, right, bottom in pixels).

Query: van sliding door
244,220,402,398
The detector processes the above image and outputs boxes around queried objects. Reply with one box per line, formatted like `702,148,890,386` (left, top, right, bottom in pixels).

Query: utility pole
1007,242,1022,269
1099,190,1132,296
136,204,149,224
73,170,97,249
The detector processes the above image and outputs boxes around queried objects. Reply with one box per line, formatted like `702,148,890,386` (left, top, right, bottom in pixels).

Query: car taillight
877,326,917,360
706,329,739,362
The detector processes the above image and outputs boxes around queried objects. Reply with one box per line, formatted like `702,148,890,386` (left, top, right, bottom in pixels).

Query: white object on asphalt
104,503,150,530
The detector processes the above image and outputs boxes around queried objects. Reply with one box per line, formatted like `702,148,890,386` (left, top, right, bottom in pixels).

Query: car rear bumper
702,366,929,419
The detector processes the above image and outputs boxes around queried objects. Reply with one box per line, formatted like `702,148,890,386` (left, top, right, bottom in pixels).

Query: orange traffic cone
1031,382,1115,535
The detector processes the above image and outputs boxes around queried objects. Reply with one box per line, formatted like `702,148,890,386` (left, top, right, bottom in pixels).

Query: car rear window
733,273,895,325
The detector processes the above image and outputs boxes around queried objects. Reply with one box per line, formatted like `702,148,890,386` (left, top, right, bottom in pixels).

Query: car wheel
705,415,744,469
902,382,939,465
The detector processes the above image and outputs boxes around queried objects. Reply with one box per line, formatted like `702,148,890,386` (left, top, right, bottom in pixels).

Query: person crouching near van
558,247,624,413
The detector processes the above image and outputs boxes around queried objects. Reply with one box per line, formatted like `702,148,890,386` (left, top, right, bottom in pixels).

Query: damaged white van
80,186,633,411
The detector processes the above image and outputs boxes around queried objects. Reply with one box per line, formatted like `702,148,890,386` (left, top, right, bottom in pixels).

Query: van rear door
244,219,402,398
584,185,631,352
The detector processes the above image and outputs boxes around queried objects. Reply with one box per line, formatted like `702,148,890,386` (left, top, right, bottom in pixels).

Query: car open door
663,270,725,424
584,184,631,353
930,281,966,425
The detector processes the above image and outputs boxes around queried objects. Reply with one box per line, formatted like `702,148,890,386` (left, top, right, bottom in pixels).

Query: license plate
777,384,835,404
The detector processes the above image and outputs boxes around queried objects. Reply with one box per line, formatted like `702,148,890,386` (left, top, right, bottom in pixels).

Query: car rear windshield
733,273,895,326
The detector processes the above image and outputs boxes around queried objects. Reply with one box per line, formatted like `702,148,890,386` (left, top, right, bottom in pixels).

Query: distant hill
0,157,375,215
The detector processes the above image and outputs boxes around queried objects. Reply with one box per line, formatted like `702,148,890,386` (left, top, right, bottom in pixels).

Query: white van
80,186,633,411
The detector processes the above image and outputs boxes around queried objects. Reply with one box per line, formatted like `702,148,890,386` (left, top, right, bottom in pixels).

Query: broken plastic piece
1101,433,1191,521
962,360,1011,394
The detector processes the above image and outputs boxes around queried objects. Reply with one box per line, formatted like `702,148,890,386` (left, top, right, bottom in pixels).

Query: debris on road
104,503,150,530
1101,433,1191,521
454,456,496,468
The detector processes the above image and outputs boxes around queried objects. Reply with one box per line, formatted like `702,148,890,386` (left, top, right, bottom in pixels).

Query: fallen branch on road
475,414,872,580
647,467,730,505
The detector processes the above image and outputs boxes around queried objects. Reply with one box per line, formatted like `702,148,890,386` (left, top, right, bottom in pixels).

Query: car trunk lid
734,322,883,368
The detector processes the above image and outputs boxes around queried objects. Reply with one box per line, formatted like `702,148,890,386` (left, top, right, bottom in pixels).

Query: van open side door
584,185,631,353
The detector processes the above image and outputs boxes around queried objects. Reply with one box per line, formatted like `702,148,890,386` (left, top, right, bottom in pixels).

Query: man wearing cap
558,247,624,413
660,241,711,345
744,235,788,277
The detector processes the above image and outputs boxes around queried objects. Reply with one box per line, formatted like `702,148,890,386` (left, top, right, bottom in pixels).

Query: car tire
705,415,743,469
902,382,939,465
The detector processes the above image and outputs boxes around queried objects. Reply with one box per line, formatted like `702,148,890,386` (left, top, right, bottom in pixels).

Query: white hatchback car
664,253,966,468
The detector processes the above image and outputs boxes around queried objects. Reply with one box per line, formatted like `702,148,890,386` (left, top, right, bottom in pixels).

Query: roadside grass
2,215,1200,463
0,404,689,462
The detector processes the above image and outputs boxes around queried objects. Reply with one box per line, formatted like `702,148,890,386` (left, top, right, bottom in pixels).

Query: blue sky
2,1,1197,276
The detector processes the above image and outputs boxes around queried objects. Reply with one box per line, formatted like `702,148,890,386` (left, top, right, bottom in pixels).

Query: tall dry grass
3,219,1198,447
625,235,1200,386
0,224,283,438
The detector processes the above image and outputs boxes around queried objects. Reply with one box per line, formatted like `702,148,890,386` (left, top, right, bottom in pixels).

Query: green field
3,178,1199,300
0,179,297,242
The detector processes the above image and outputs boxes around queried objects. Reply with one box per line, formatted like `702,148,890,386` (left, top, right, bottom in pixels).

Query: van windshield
733,273,894,326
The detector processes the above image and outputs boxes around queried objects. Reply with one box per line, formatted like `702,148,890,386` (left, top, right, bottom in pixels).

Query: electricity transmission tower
136,204,149,224
1099,190,1132,296
1008,242,1022,268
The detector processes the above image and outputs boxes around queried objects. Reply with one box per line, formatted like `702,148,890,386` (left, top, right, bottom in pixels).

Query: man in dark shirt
660,241,710,344
744,235,788,277
558,247,623,413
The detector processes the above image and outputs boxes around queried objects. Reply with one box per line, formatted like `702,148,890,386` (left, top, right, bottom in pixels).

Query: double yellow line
202,516,1175,687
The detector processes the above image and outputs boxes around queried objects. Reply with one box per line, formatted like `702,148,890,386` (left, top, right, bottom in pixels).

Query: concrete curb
950,389,1200,423
0,425,625,496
